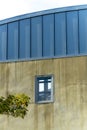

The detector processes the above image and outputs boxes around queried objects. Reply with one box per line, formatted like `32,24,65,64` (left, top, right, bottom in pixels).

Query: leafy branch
0,94,30,118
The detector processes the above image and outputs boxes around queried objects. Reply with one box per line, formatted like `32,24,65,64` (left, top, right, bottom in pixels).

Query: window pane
38,93,45,101
39,83,44,92
48,82,51,90
46,92,51,100
48,78,51,82
39,79,44,83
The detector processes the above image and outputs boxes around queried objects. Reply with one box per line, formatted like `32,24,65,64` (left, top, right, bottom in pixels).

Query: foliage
0,94,30,118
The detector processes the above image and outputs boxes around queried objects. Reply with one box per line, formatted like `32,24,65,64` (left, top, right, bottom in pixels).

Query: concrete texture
0,56,87,130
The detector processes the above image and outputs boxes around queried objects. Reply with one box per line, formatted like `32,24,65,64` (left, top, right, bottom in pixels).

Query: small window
35,75,54,103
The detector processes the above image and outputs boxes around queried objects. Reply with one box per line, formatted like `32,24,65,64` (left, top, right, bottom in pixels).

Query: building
0,4,87,130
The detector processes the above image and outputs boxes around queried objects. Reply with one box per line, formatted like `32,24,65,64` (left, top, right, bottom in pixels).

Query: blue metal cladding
0,25,7,60
79,10,87,54
43,14,54,57
19,19,30,59
55,13,66,56
31,16,42,58
0,5,87,62
7,22,18,60
66,11,79,55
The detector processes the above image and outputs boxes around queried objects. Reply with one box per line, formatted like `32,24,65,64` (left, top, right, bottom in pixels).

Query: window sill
35,100,54,104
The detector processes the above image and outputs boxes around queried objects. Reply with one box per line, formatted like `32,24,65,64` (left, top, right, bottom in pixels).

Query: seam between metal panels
65,12,67,55
53,13,55,56
78,10,80,54
54,14,55,56
18,20,20,59
30,17,31,58
41,16,43,57
6,24,8,60
42,16,43,57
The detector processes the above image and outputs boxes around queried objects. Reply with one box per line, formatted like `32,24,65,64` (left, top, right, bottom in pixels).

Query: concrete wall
0,56,87,130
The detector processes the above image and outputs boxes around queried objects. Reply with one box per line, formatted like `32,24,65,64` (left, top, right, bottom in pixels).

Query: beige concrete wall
0,56,87,130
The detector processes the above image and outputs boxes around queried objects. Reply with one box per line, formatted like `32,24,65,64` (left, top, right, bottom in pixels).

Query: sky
0,0,87,20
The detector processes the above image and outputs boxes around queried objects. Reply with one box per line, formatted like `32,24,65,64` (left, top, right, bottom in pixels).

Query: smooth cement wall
0,56,87,130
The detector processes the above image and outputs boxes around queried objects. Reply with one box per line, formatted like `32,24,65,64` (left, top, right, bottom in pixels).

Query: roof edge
0,4,87,25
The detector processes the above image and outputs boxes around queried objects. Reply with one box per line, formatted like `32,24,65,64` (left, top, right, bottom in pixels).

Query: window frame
35,75,54,104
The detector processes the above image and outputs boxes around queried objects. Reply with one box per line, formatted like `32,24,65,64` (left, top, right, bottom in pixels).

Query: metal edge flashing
0,4,87,25
0,53,87,64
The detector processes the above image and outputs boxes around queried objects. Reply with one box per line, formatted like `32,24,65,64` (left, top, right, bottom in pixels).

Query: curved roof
0,4,87,25
0,4,87,62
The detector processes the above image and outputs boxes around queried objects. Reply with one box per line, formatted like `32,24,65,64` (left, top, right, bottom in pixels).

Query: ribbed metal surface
0,5,87,62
